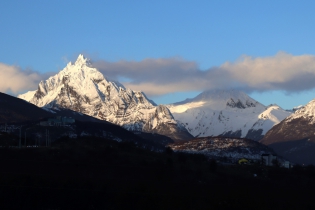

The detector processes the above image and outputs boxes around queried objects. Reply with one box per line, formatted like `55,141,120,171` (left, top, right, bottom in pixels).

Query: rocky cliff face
18,55,192,141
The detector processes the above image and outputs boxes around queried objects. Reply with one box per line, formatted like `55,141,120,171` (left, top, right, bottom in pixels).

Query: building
261,154,277,166
40,116,75,126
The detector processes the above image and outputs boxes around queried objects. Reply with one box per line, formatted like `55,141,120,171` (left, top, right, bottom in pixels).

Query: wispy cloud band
2,52,315,97
93,52,315,96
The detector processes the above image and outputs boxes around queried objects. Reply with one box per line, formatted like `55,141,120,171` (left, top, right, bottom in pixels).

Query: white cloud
220,52,315,91
93,58,213,95
0,63,45,94
3,51,315,98
93,52,315,97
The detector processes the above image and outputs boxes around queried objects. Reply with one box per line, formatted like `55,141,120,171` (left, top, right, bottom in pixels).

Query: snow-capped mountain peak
74,54,90,66
18,55,192,141
168,90,291,140
286,99,315,123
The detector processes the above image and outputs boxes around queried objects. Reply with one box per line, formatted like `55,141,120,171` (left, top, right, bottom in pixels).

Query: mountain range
18,54,293,142
14,54,315,164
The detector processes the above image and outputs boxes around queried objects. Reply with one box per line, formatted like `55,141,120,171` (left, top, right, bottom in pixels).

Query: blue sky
1,0,315,109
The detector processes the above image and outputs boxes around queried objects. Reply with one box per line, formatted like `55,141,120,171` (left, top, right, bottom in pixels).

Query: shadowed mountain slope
260,98,315,165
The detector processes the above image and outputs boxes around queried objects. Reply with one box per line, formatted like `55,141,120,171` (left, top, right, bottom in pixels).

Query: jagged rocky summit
18,55,192,141
168,90,291,141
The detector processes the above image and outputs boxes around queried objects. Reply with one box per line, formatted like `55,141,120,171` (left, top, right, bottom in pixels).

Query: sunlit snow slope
18,55,192,141
168,90,291,141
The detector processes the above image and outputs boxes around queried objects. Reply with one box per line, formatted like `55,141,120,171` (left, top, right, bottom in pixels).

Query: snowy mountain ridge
168,90,291,140
18,55,192,141
286,99,315,123
18,54,291,142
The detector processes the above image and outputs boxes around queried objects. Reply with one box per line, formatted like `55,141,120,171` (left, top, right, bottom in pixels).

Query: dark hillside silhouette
0,92,53,122
0,138,315,209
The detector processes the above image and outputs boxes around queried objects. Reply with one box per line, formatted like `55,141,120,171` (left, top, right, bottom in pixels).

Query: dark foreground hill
0,138,315,209
0,92,53,123
0,91,119,123
0,92,174,149
0,119,174,151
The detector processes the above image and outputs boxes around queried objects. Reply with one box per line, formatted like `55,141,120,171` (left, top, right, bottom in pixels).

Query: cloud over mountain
3,52,315,97
93,52,315,96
